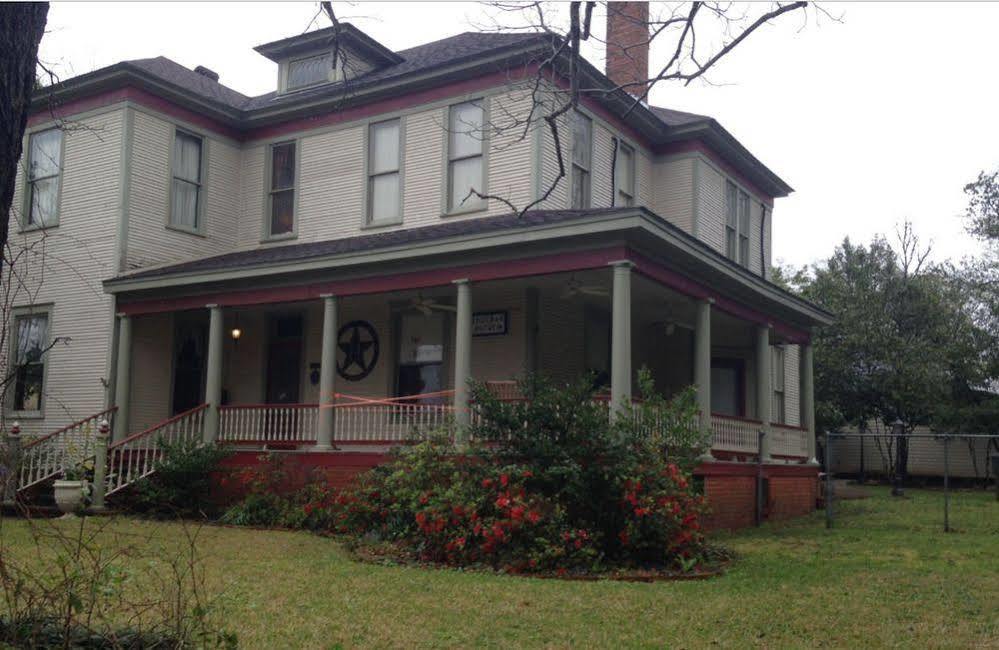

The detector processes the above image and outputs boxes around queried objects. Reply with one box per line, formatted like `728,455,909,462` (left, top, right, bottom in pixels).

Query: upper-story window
170,131,203,231
772,346,786,424
26,128,62,228
368,119,402,223
725,180,751,267
287,52,335,90
614,140,635,207
268,141,296,237
571,111,592,209
12,312,49,412
447,99,485,212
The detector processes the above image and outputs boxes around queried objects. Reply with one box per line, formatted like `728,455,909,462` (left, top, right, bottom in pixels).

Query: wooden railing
709,413,762,454
105,404,207,496
219,404,318,444
335,402,454,442
16,407,118,492
771,422,810,458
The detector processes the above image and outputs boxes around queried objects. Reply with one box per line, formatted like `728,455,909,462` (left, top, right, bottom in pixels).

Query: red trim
21,406,118,449
108,403,208,449
116,246,628,315
656,140,776,207
29,87,241,140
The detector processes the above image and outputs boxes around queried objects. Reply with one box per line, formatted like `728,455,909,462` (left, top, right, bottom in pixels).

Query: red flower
415,512,427,526
482,478,494,488
574,538,583,549
495,496,511,509
500,474,509,487
522,470,533,479
618,530,630,546
527,510,541,524
510,505,525,521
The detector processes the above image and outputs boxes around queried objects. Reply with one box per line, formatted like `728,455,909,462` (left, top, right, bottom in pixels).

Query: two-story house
8,5,831,527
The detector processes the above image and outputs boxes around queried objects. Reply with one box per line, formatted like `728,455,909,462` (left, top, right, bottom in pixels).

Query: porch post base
310,444,337,453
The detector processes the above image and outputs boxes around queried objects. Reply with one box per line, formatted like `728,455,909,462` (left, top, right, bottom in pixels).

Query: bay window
447,100,485,212
268,141,296,236
26,128,62,227
368,119,402,223
170,131,203,231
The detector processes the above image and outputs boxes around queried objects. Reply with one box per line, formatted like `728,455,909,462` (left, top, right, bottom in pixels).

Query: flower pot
53,479,91,515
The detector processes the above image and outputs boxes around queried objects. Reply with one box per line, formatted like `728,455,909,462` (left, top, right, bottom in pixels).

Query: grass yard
2,486,997,648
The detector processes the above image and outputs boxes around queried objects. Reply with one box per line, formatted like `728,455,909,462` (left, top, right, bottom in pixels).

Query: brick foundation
695,462,820,531
207,451,819,531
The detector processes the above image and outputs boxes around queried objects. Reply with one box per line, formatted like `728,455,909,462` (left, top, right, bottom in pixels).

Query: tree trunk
0,2,49,280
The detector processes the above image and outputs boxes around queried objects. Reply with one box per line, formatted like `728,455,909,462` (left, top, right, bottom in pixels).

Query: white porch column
610,261,633,421
453,279,473,436
112,314,132,443
316,294,339,450
801,341,817,464
203,304,224,444
755,323,773,460
694,298,714,459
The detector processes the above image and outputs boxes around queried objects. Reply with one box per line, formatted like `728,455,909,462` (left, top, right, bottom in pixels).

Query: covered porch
105,209,829,465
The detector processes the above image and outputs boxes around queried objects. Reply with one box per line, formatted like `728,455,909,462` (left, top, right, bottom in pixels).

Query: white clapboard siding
651,157,695,234
126,110,240,270
4,110,123,437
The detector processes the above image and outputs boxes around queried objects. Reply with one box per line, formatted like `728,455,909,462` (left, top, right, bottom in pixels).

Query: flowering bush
285,373,712,574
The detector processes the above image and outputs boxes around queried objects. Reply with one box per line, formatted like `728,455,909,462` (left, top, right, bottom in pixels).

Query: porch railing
771,422,810,458
335,400,454,442
709,413,762,454
105,404,208,496
219,404,318,444
16,407,118,492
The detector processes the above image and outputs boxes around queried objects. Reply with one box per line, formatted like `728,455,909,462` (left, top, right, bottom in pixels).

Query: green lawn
2,487,997,648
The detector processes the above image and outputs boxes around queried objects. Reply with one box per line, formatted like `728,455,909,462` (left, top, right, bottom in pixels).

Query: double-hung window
368,119,402,223
447,100,485,212
26,128,62,228
615,140,635,207
288,52,334,90
725,180,751,267
571,111,592,209
170,131,203,231
12,313,49,412
268,141,296,236
772,346,786,424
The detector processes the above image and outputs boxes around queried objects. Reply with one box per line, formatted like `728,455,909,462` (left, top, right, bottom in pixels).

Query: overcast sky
37,2,997,269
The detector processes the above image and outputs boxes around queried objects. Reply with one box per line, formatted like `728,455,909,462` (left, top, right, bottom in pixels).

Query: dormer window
287,52,337,91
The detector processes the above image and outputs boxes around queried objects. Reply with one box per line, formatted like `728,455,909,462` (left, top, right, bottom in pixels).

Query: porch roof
104,207,832,334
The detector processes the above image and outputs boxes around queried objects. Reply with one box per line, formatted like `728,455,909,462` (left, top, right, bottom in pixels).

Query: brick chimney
605,1,649,95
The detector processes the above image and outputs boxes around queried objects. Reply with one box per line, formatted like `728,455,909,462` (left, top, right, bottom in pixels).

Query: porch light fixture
230,327,242,342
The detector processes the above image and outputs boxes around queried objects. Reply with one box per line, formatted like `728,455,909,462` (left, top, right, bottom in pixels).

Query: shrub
129,437,231,518
282,373,712,574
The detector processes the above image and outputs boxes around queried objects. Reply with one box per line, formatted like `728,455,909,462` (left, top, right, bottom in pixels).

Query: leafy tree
791,224,993,484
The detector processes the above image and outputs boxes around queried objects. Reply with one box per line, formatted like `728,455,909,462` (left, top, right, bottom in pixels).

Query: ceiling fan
652,306,694,336
395,294,457,316
561,275,609,300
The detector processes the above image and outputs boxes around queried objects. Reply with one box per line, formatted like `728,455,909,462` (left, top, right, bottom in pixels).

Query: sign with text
472,311,508,337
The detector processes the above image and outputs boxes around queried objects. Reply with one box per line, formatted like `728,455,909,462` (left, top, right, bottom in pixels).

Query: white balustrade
709,414,762,454
219,404,318,444
105,404,207,496
770,422,810,458
16,407,118,492
334,402,454,442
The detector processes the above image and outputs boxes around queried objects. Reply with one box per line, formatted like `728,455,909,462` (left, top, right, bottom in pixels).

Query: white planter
53,480,90,515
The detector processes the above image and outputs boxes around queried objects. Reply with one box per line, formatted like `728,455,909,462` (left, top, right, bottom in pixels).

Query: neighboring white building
6,14,830,469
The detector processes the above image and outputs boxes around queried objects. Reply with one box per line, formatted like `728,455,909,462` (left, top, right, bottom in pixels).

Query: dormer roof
253,23,404,67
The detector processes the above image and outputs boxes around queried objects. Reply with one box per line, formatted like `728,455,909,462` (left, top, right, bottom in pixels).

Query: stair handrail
14,407,118,493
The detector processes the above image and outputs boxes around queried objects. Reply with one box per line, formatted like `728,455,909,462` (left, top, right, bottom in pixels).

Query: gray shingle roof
648,105,711,128
126,56,253,109
116,208,634,281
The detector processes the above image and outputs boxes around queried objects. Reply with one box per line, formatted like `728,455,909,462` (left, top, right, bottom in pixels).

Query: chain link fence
821,430,999,531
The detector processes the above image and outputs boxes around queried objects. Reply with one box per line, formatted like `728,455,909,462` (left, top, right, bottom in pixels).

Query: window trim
569,109,593,209
725,179,752,268
363,117,405,227
442,97,489,217
262,138,301,242
166,127,208,236
612,137,636,207
20,127,65,232
772,345,787,425
7,304,54,419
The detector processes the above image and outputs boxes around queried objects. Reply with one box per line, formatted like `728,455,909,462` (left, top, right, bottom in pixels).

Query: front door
172,315,207,415
266,314,303,404
396,312,445,403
